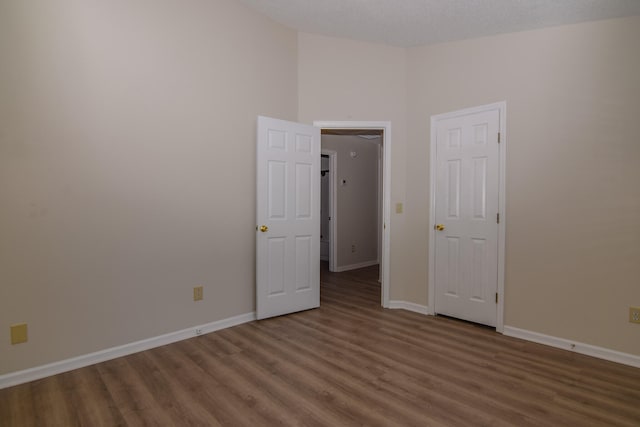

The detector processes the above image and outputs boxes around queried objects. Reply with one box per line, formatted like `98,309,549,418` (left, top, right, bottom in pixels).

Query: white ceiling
239,0,640,47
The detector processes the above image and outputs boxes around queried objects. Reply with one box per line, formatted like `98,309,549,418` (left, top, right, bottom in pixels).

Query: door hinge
496,292,499,304
497,213,500,224
498,132,501,143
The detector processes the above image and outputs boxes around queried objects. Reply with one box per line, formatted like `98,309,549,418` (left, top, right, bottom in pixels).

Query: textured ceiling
239,0,640,47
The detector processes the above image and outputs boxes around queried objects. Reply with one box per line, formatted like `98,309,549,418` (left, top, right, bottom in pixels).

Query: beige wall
2,4,638,377
0,0,298,374
298,33,410,299
322,135,380,268
407,16,640,355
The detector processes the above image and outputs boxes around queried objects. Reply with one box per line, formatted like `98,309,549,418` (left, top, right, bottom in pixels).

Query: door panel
268,161,286,219
295,164,312,218
445,237,461,296
267,237,286,296
434,109,500,327
257,116,320,320
295,236,312,291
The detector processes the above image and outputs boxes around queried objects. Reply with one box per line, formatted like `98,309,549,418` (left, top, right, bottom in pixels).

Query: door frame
427,102,506,332
314,120,391,309
320,149,338,272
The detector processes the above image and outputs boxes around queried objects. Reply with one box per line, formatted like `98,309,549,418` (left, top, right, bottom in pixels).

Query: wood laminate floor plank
1,263,639,426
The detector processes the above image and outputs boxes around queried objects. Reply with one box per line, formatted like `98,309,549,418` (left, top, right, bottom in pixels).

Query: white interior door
256,116,320,320
434,109,500,327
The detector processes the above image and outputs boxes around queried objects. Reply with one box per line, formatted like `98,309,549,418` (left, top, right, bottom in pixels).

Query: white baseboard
379,310,640,369
0,312,256,390
503,325,640,369
333,260,379,272
388,300,431,315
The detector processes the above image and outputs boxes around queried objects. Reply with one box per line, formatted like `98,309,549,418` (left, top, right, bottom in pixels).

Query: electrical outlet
194,286,203,301
630,307,640,324
10,323,28,345
351,244,356,253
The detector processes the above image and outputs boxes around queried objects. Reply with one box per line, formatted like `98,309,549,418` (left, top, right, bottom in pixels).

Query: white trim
503,326,640,369
314,120,392,309
428,101,506,332
388,300,431,315
0,312,256,390
496,104,507,333
333,259,379,273
321,149,338,272
377,142,383,269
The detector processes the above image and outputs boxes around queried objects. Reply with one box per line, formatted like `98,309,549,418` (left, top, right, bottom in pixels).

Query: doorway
320,150,337,272
314,121,391,308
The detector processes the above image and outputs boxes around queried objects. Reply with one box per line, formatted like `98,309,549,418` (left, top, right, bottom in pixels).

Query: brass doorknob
435,224,445,231
259,225,269,232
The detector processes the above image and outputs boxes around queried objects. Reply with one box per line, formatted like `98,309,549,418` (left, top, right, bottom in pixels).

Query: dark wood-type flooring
2,264,640,426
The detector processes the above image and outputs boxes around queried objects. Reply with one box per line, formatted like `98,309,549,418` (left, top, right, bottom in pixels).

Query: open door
256,116,321,320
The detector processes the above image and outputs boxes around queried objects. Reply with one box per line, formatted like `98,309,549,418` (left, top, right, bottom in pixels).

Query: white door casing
429,103,506,329
320,155,330,262
256,116,320,320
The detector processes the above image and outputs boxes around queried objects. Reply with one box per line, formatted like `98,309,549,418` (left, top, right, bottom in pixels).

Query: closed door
434,109,500,327
256,116,320,320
